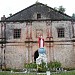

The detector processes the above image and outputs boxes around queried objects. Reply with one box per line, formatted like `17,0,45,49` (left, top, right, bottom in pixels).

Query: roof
5,2,72,21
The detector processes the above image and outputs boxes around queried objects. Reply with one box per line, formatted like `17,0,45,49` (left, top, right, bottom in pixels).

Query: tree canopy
72,13,75,19
54,6,65,13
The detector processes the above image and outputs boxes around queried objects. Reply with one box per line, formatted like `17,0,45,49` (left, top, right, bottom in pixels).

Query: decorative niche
36,29,43,38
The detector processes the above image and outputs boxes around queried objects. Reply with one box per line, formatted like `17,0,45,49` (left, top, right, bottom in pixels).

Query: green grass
0,71,75,75
0,72,36,75
52,71,75,75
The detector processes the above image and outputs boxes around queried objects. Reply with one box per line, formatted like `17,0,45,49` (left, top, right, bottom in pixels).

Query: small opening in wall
37,14,41,19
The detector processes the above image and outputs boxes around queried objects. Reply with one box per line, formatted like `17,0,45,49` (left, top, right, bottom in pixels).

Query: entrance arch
34,50,39,62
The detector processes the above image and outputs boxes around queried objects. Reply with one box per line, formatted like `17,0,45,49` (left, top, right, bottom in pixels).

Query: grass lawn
0,72,36,75
52,70,75,75
0,71,75,75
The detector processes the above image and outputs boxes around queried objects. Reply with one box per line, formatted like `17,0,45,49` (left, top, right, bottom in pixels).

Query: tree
54,6,65,13
58,6,65,13
72,13,75,19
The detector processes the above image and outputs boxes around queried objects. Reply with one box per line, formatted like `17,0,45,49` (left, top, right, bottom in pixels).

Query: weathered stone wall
52,21,73,40
53,42,75,67
0,20,75,68
5,45,26,68
52,21,75,67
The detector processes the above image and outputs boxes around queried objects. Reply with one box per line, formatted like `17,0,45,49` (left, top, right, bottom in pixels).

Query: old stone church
0,2,75,69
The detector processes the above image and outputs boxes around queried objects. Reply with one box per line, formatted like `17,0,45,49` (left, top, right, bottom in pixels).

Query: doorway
34,50,39,62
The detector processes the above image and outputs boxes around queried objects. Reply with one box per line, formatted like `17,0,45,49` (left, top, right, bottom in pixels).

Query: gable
6,2,72,21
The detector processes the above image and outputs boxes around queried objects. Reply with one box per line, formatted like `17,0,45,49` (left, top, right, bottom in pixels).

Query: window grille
57,28,65,38
13,29,21,39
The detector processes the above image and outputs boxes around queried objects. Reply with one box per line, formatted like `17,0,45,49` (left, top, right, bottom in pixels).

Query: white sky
0,0,75,18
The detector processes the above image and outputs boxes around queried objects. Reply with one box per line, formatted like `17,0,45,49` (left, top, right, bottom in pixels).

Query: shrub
63,67,75,71
47,61,61,71
2,68,11,71
24,61,61,72
24,63,37,69
37,61,47,72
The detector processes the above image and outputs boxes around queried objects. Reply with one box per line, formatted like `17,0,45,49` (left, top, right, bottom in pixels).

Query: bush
63,67,75,71
37,61,47,72
24,63,37,69
2,68,11,71
24,61,61,72
47,61,61,71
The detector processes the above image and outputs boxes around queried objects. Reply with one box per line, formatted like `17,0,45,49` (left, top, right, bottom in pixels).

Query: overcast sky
0,0,75,19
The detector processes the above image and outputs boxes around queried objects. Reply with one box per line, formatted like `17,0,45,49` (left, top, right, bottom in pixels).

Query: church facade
0,2,75,69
